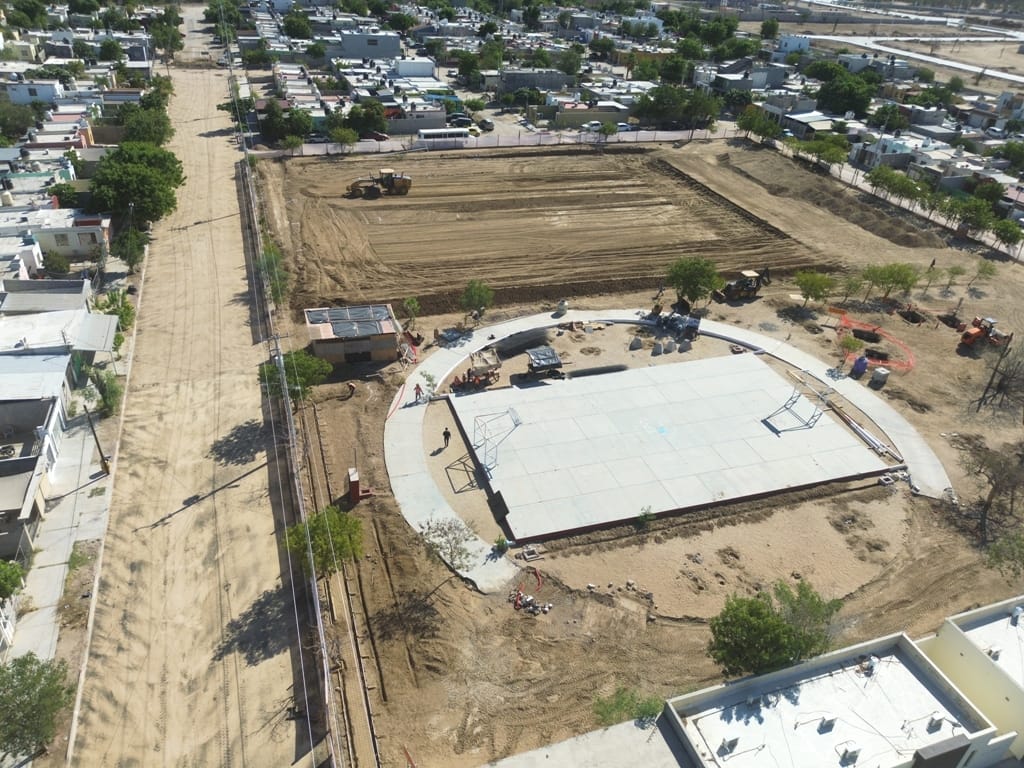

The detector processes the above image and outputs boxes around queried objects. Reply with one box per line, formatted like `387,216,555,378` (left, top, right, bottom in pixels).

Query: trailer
525,345,564,378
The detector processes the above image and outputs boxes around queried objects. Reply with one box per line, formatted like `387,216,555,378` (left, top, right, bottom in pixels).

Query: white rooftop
0,354,67,400
450,354,889,541
955,599,1024,688
670,636,991,768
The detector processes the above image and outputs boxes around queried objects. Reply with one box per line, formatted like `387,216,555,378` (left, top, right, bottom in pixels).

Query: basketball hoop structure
763,371,833,433
472,408,521,473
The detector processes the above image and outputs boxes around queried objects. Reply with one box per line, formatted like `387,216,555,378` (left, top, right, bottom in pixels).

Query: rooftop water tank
1,191,15,207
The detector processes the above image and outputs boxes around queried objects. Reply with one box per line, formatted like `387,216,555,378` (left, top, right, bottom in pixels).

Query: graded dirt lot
258,147,830,314
263,141,1024,766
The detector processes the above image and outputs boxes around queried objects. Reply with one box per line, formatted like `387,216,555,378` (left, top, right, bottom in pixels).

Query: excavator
959,317,1014,349
347,168,412,199
714,268,771,302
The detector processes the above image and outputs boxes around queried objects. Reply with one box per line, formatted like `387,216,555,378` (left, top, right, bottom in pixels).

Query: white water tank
1,191,14,207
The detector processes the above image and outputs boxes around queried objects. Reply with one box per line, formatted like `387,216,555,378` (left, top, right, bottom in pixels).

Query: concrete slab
489,717,690,768
450,355,889,541
384,308,951,583
11,605,58,659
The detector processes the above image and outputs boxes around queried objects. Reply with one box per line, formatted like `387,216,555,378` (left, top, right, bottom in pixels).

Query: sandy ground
257,146,825,314
71,66,311,767
259,137,1024,767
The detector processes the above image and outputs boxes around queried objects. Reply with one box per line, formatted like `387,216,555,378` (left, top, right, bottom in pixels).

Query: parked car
468,125,481,137
450,116,474,128
582,120,603,132
361,130,390,141
478,118,494,131
447,112,468,121
307,133,328,143
616,122,633,133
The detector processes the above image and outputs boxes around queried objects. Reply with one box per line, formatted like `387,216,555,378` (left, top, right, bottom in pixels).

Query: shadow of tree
371,591,442,641
214,586,290,666
209,418,266,466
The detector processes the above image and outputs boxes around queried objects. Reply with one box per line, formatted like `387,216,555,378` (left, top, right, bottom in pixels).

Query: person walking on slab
443,427,451,448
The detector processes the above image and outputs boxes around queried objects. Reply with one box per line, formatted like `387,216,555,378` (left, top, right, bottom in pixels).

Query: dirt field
258,147,829,314
259,139,1024,766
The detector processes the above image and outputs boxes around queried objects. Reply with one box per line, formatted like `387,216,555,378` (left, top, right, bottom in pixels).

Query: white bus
417,128,470,141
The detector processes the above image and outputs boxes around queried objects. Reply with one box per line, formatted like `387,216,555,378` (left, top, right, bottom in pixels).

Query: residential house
0,307,117,561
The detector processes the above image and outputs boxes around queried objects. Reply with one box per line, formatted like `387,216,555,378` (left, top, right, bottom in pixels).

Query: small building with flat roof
666,633,1012,768
919,596,1024,759
304,304,401,364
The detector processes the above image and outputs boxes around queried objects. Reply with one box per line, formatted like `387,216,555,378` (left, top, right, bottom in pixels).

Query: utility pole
82,404,111,475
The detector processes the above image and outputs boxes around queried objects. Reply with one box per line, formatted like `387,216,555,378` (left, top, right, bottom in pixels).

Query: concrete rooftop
669,636,990,768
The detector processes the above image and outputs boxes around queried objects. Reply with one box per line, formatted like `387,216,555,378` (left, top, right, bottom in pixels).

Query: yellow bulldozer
347,168,412,199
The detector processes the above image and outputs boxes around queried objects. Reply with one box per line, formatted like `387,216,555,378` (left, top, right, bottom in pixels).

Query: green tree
708,581,841,676
111,228,149,273
0,102,38,143
676,36,703,60
916,66,935,83
736,105,780,143
90,143,185,223
666,256,722,306
992,218,1023,254
402,297,421,328
328,126,359,151
48,182,78,208
260,98,288,142
477,39,504,70
93,288,136,331
555,49,582,77
968,258,997,288
945,264,966,291
344,100,387,136
98,38,124,62
589,36,616,60
0,560,23,599
259,348,332,401
420,517,475,571
460,279,494,316
150,20,184,63
204,0,243,28
477,20,498,37
282,10,312,38
868,103,909,132
286,108,313,138
948,75,965,92
387,12,416,32
988,530,1024,578
760,17,779,39
0,652,74,758
281,134,303,153
815,72,875,117
121,105,174,146
68,0,100,13
793,270,835,306
522,4,541,30
839,272,863,303
284,505,362,578
305,41,326,60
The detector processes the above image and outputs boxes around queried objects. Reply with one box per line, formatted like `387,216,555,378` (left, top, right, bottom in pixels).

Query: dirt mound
716,151,946,250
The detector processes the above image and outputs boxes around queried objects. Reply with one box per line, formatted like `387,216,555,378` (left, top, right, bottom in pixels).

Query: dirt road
71,67,311,766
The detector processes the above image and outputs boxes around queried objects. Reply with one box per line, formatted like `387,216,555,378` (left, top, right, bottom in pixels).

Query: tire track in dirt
257,146,828,314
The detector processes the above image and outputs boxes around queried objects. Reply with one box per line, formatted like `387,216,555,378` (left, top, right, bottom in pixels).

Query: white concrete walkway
383,310,950,591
